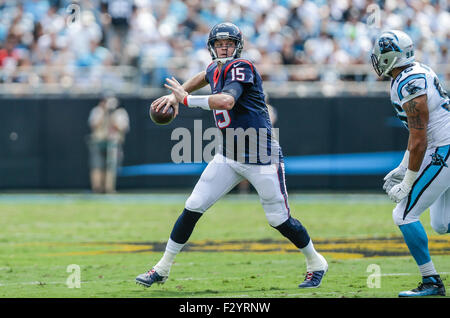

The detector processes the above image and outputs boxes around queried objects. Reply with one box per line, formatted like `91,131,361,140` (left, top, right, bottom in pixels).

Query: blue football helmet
207,22,244,64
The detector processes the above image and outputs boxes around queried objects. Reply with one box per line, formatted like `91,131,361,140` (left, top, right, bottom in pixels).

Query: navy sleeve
221,81,244,101
221,60,254,101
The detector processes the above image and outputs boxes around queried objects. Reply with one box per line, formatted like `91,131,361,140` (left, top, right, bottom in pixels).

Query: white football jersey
390,62,450,148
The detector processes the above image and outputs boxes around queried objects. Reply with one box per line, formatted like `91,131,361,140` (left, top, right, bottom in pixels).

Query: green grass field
0,193,448,298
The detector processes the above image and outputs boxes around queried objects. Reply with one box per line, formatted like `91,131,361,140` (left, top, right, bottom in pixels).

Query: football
150,105,174,125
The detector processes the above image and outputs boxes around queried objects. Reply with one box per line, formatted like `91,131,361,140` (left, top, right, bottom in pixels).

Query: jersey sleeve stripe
401,90,427,105
392,102,403,113
213,67,220,88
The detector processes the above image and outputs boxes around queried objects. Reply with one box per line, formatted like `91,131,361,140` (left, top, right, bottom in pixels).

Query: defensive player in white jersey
371,30,449,297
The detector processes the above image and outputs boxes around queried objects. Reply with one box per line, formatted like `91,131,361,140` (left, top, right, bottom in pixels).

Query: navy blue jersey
205,59,282,165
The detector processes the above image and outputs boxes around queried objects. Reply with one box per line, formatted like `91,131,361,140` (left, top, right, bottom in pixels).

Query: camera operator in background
87,95,129,194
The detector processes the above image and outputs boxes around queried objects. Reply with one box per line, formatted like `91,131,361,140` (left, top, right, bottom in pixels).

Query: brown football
150,105,174,125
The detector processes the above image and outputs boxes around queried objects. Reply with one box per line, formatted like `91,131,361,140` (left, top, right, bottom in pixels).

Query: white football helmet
371,30,415,77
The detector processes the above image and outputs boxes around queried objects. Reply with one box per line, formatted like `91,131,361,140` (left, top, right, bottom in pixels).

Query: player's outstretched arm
206,93,235,110
152,71,209,117
164,77,236,111
181,71,209,94
388,94,428,202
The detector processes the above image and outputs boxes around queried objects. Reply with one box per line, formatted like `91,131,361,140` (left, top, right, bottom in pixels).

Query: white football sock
299,240,327,271
153,238,185,276
419,260,438,277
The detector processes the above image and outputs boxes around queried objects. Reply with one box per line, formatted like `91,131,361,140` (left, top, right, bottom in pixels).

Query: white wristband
400,150,410,168
183,95,211,110
402,169,418,188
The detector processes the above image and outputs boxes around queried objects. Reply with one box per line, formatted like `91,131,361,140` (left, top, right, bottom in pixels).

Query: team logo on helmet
378,37,402,54
371,30,414,77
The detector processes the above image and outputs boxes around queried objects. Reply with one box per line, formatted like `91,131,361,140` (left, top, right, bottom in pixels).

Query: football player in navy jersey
136,22,328,289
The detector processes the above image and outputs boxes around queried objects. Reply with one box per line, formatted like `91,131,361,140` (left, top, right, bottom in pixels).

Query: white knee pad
430,219,448,235
261,194,289,227
256,175,290,227
257,177,279,202
185,192,207,213
265,211,289,227
429,190,450,235
393,203,421,226
392,208,404,226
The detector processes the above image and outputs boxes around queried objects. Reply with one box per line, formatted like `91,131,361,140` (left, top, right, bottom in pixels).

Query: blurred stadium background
0,0,449,192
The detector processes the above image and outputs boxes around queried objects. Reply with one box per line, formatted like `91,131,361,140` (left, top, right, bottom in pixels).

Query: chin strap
215,57,234,64
382,56,398,77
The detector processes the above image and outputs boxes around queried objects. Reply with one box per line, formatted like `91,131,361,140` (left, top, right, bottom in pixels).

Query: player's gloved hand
383,166,406,193
388,182,411,203
387,169,418,203
383,150,410,194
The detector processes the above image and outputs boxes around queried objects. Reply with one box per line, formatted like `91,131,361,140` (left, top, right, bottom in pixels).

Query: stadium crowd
0,0,448,89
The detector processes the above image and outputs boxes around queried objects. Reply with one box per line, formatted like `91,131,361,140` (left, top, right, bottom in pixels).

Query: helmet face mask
371,30,415,77
212,38,237,62
371,50,399,77
208,22,243,64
